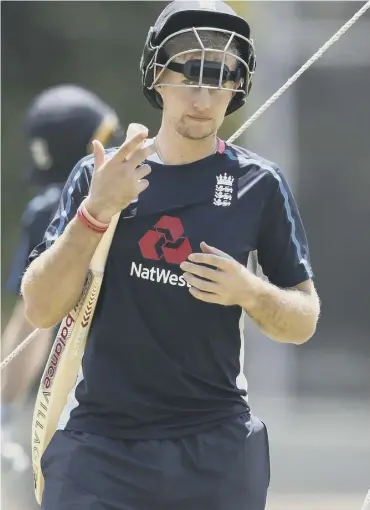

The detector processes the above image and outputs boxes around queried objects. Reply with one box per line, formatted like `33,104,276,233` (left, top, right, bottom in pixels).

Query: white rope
1,0,370,372
227,0,370,144
1,328,41,370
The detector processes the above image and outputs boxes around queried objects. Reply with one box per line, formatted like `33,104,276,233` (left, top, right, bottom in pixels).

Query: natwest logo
138,216,192,265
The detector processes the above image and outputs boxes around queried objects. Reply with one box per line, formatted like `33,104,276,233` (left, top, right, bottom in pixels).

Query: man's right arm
22,216,103,328
22,127,155,329
20,154,102,328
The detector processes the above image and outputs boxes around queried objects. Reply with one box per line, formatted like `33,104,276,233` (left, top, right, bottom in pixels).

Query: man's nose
192,87,211,111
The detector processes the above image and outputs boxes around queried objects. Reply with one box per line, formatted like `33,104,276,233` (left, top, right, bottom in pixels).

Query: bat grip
88,123,150,274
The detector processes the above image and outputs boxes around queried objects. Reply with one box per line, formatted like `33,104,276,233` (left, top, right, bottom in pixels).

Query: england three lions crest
213,173,234,207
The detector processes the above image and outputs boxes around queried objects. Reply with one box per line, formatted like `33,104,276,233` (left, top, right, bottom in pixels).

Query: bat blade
31,123,151,504
32,269,102,503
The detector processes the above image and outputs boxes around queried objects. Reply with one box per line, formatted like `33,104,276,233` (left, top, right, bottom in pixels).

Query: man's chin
177,122,216,141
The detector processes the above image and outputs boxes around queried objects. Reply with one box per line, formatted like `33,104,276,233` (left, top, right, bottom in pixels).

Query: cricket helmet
25,85,124,186
140,0,256,116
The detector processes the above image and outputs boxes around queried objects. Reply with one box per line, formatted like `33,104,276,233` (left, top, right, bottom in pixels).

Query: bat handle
89,122,150,274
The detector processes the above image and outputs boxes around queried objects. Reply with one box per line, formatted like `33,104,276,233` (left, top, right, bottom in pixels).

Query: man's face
156,51,239,140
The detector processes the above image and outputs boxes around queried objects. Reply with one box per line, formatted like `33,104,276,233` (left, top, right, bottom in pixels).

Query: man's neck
155,127,217,166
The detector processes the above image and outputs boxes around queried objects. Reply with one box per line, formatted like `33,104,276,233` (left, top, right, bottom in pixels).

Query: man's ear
235,78,243,90
230,77,244,98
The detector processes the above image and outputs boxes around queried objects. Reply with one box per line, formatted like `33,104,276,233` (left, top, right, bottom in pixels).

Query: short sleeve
28,157,93,265
6,187,63,294
257,166,313,288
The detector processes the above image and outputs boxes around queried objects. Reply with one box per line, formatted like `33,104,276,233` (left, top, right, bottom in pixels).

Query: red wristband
77,202,109,234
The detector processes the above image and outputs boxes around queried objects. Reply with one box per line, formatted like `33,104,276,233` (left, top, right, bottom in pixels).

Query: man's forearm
240,273,320,344
21,216,102,329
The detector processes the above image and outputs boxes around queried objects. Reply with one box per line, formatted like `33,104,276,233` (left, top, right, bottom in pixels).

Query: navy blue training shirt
29,142,313,440
7,185,63,295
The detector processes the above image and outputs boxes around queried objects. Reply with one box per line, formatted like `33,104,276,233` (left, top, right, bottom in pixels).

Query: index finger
111,128,149,163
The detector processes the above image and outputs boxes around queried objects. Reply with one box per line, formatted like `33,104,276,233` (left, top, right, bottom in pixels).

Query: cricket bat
31,123,149,504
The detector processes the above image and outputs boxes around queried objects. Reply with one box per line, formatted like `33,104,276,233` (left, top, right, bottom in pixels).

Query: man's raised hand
85,123,155,223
